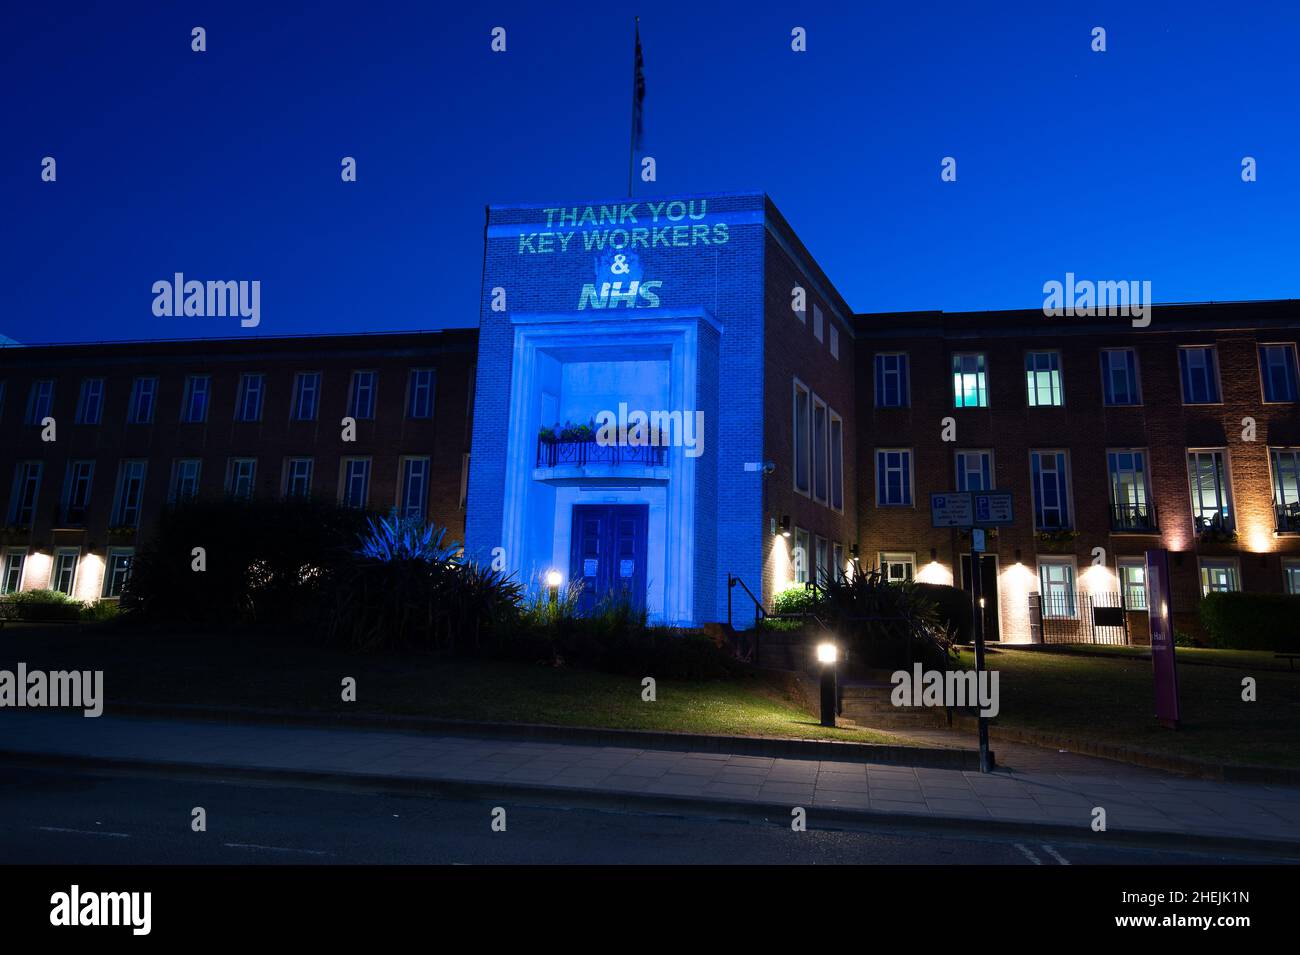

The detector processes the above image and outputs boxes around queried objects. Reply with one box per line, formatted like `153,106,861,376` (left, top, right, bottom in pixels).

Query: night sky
4,1,1297,344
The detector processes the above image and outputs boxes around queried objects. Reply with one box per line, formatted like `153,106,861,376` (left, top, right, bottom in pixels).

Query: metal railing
1110,502,1156,532
1028,591,1129,645
1275,502,1300,533
536,436,667,469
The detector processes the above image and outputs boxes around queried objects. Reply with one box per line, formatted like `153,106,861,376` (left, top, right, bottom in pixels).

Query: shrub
815,568,953,671
1199,592,1300,651
914,583,973,645
773,585,816,618
4,588,84,622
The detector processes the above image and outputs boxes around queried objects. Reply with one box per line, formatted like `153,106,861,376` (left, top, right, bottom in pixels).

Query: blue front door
570,504,648,615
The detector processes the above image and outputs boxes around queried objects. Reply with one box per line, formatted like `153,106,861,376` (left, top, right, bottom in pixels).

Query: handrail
726,574,766,630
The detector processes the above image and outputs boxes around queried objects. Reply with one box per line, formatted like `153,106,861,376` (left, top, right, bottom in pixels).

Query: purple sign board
1145,548,1180,728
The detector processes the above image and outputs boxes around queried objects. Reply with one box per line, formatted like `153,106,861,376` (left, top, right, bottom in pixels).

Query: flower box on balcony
1036,529,1078,552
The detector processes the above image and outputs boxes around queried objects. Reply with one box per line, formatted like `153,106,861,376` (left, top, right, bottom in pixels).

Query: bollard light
816,641,838,727
545,569,562,611
816,642,838,664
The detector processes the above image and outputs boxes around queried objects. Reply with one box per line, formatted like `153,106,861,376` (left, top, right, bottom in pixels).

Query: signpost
930,491,1015,773
1145,548,1181,729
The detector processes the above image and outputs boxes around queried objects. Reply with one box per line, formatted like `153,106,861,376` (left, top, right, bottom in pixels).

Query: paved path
2,712,1298,846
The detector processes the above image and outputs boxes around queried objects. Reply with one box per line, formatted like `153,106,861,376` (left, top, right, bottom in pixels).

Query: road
0,766,1290,865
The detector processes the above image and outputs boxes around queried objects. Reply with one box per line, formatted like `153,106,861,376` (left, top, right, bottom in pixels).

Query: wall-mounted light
779,515,791,538
930,547,937,561
850,544,859,560
1014,548,1022,564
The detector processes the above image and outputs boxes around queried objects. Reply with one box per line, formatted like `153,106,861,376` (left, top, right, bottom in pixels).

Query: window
285,458,314,499
341,458,371,508
829,411,844,511
829,324,840,360
952,353,987,408
1199,558,1240,596
103,548,134,598
61,460,94,525
814,536,829,585
8,462,42,526
408,369,435,419
793,528,810,585
228,459,257,500
875,353,909,408
1117,558,1147,610
1107,450,1153,531
1038,558,1077,618
812,396,828,504
128,377,157,424
881,552,915,583
1284,559,1300,595
181,375,211,423
876,449,913,506
1,550,26,594
1259,344,1299,403
1025,351,1063,406
399,457,430,520
831,542,846,581
76,378,104,424
793,381,810,495
349,371,377,420
1187,450,1232,533
235,373,265,422
293,372,321,421
1271,448,1300,532
1100,349,1141,406
52,548,79,596
955,450,993,492
169,459,202,503
112,461,147,526
1179,346,1221,404
1030,450,1071,530
813,305,824,343
25,379,54,425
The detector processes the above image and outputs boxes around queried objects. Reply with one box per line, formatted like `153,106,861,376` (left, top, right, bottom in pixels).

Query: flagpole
627,16,639,198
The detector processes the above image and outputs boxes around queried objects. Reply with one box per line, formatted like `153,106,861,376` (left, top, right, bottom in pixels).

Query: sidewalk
3,711,1299,849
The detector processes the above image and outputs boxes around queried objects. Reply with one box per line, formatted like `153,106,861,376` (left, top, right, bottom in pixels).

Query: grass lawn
961,647,1300,769
1015,643,1298,671
0,625,903,745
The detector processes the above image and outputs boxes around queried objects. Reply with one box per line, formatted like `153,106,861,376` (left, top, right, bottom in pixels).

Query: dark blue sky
4,1,1297,344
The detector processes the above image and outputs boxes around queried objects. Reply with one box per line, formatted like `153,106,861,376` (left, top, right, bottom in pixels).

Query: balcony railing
1110,502,1156,532
537,436,667,469
1194,511,1235,537
1276,502,1300,534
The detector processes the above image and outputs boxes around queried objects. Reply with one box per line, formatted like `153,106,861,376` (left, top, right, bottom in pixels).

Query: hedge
1198,592,1300,651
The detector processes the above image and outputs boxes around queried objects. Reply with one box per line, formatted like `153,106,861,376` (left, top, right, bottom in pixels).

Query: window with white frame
293,372,321,421
1270,448,1300,532
25,379,54,425
813,305,824,343
793,381,810,495
1,549,26,594
408,369,435,419
955,450,993,492
285,458,314,499
103,548,134,598
1179,346,1221,404
341,457,371,508
813,396,828,504
1100,348,1141,406
112,460,147,526
349,371,377,420
1107,449,1152,530
814,536,829,585
1117,558,1147,610
235,373,265,422
829,411,844,511
1199,558,1240,595
52,548,79,596
76,378,104,424
1030,450,1071,530
793,528,810,585
876,449,913,506
1038,558,1077,618
61,460,94,525
952,353,987,408
128,377,157,424
228,458,257,500
169,459,201,503
1187,449,1232,532
1285,559,1300,595
1025,351,1063,406
8,461,42,526
181,375,211,423
875,353,909,408
880,552,915,583
399,457,430,520
1259,344,1299,403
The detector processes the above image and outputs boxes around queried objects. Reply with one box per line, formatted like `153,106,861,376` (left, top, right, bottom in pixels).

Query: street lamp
816,641,838,727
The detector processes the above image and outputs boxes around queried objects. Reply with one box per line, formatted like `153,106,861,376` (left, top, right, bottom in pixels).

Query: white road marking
1013,842,1042,865
1041,843,1071,865
37,826,129,838
222,842,329,856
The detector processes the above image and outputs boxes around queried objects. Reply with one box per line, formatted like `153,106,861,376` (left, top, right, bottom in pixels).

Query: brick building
2,191,1298,641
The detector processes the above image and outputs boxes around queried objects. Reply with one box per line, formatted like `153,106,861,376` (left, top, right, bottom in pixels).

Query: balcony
1276,502,1300,534
536,435,667,469
1110,502,1156,533
1194,511,1237,542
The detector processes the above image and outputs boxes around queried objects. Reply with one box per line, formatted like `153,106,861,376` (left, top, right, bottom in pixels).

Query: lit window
1,550,26,594
1271,448,1300,533
880,552,915,583
876,449,913,506
1199,559,1240,595
793,528,810,585
1259,344,1299,403
875,353,909,408
52,548,79,596
1100,349,1140,406
1030,450,1071,530
1107,450,1153,531
1284,560,1300,595
1025,351,1063,406
1179,346,1221,404
1038,558,1077,618
1117,558,1147,610
1187,450,1232,533
103,548,134,598
952,353,987,408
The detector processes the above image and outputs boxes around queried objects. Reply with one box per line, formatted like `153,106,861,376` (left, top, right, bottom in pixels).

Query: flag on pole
632,20,645,150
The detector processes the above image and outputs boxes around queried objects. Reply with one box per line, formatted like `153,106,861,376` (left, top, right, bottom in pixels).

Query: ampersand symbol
609,254,630,275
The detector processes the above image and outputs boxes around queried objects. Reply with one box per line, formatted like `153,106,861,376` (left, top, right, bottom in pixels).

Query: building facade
3,191,1298,641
